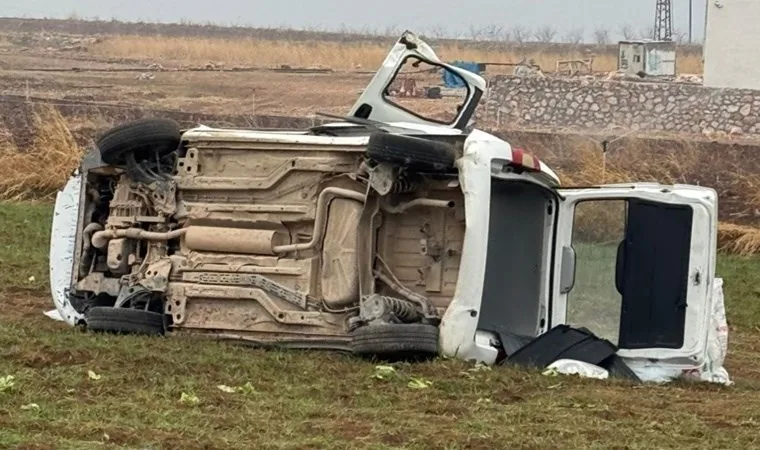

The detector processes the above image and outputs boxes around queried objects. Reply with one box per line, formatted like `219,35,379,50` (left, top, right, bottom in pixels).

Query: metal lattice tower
654,0,674,41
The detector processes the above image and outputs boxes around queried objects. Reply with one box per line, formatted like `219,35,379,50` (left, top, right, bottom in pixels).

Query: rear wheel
366,132,457,172
96,118,181,166
349,323,439,361
86,307,166,336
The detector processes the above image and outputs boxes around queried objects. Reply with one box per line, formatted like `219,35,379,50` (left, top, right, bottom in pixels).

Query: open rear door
551,184,718,369
347,31,487,131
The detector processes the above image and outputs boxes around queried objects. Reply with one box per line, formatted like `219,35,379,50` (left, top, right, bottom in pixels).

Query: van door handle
615,240,625,294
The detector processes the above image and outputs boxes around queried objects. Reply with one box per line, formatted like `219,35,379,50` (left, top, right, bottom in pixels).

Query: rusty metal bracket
181,272,309,310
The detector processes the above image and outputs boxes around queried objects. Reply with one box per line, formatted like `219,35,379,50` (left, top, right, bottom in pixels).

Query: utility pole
654,0,674,41
689,0,693,43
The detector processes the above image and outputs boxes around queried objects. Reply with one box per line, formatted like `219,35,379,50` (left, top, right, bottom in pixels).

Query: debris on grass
179,392,200,406
460,371,475,380
469,362,492,373
407,377,433,389
372,365,397,380
238,381,255,395
20,403,40,411
217,382,256,395
372,366,433,389
461,362,493,379
87,370,102,381
0,375,15,392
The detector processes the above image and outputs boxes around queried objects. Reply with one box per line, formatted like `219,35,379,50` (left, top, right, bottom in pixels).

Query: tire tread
350,323,439,360
366,133,456,172
86,307,165,336
96,118,181,165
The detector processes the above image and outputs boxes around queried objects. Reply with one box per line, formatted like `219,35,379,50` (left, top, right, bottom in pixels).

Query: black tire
96,118,181,166
366,132,457,172
86,307,166,336
350,323,439,361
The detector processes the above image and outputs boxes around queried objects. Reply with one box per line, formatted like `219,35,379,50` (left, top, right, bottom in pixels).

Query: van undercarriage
64,122,488,358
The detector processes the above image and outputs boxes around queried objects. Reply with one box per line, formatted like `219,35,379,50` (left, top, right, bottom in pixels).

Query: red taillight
511,147,541,172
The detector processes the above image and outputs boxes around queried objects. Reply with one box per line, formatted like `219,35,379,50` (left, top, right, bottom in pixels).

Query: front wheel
349,323,439,362
96,118,181,166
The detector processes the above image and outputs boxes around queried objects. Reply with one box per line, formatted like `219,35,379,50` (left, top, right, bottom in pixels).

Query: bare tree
639,26,655,40
498,28,513,42
381,25,400,37
469,25,484,41
593,27,610,45
356,25,375,37
482,24,505,42
619,23,636,40
512,26,530,44
425,25,449,40
533,25,557,43
673,29,688,44
563,28,585,45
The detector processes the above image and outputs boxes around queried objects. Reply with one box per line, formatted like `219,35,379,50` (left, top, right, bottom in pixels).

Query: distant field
2,201,760,449
89,35,705,74
0,17,704,74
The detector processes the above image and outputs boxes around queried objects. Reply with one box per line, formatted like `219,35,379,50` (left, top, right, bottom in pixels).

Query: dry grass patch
546,140,760,255
91,35,705,74
717,223,760,256
0,107,83,201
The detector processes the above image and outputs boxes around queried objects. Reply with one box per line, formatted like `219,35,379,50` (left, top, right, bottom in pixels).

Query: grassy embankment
2,197,760,448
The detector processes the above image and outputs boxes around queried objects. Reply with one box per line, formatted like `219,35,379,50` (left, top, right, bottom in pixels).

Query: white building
703,0,760,90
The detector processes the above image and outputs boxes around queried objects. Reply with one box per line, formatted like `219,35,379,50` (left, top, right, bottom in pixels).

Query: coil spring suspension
386,296,420,322
363,294,421,323
391,174,420,193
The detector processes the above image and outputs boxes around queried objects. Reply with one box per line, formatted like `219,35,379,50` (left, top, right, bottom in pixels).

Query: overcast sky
0,0,708,42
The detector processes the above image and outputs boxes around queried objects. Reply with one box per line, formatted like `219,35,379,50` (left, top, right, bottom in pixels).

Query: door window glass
566,200,626,344
382,56,469,125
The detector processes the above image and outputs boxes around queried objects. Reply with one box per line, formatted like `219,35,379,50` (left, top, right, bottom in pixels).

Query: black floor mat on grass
499,325,640,382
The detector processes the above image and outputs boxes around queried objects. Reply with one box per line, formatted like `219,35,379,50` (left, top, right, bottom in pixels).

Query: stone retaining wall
483,75,760,140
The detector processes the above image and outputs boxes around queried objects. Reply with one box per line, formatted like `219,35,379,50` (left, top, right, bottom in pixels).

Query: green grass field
2,201,760,449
